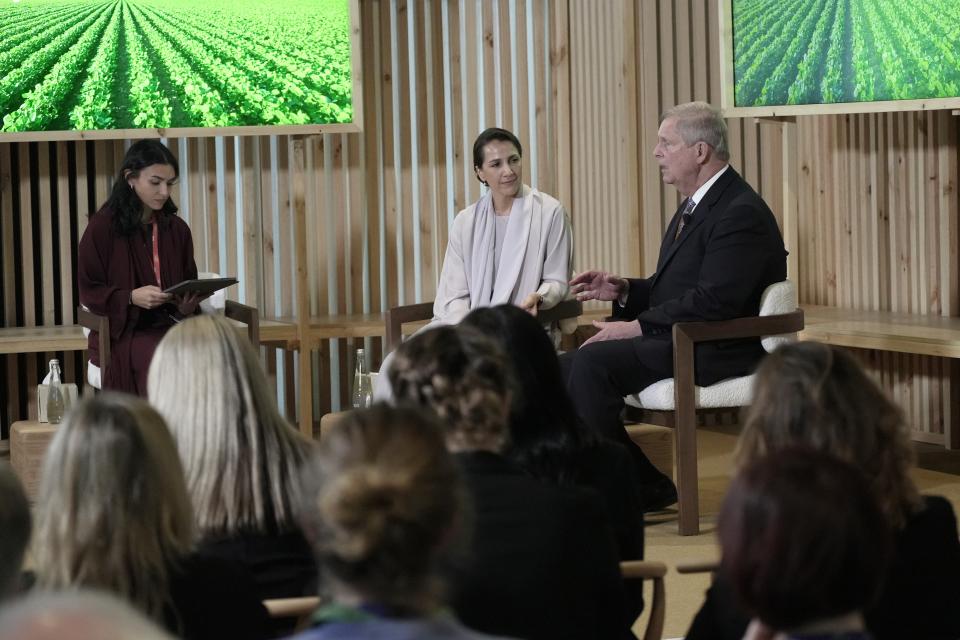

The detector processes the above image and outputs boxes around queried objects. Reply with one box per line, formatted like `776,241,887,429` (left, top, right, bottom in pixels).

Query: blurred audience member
0,590,175,640
0,463,30,601
461,305,645,616
290,404,510,639
32,393,269,640
390,325,629,640
149,314,317,602
687,342,960,640
719,450,890,640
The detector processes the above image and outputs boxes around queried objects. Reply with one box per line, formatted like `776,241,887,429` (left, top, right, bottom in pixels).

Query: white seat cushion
625,279,795,412
758,279,797,352
626,374,754,411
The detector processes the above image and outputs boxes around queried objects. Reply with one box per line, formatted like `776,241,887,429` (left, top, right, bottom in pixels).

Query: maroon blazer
77,208,197,394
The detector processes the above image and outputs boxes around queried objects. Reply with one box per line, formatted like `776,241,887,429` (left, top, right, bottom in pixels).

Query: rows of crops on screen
732,0,960,107
0,0,353,132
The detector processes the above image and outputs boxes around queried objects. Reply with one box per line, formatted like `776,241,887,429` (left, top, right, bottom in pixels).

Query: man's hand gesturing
569,270,628,302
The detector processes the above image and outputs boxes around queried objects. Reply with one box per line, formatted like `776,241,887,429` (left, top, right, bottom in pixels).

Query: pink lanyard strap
151,219,162,289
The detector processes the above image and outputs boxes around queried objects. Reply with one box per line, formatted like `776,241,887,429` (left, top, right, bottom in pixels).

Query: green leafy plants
0,0,353,132
733,0,960,107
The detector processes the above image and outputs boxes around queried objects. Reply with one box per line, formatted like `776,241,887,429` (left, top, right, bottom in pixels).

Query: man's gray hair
0,590,176,640
0,463,30,601
660,101,730,162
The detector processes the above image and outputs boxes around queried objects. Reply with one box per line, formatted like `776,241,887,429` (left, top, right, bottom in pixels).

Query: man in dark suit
565,102,787,510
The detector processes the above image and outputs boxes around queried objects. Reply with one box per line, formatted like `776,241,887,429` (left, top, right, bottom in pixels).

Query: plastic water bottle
46,359,64,424
352,348,373,409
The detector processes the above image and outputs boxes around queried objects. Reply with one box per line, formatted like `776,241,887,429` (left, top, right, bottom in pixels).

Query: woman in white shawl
374,128,572,400
433,127,572,324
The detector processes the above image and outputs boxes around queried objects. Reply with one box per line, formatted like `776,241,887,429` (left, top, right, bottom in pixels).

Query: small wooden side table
10,420,59,501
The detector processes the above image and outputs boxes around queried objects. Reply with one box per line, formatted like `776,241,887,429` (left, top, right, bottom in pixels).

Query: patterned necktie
673,198,697,242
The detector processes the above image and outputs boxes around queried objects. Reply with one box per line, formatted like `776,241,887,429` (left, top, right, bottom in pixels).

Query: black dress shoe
640,474,678,513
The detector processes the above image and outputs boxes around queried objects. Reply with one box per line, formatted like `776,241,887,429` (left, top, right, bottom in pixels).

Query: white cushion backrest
759,279,797,353
198,271,227,313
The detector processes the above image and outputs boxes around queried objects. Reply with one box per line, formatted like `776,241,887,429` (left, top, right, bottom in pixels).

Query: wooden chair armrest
539,298,582,325
672,309,805,344
224,300,260,346
620,559,667,580
385,302,434,352
77,306,110,383
671,308,805,414
675,560,720,574
620,560,666,640
262,596,321,618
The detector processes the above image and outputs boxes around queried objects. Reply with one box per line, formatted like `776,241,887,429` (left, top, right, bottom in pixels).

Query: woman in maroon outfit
78,140,201,395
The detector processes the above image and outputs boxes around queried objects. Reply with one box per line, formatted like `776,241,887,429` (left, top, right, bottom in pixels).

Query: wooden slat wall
624,0,960,442
0,0,564,431
561,0,641,291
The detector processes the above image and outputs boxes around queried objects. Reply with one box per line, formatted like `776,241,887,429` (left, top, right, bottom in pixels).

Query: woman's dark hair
472,128,523,174
719,449,892,631
101,140,180,236
461,305,596,484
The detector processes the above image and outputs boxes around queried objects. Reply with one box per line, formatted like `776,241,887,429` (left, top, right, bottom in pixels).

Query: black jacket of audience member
197,528,317,601
685,495,960,640
165,552,271,640
449,451,631,640
565,438,645,617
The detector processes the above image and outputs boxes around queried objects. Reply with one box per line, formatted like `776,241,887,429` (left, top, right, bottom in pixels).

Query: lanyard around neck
151,219,162,289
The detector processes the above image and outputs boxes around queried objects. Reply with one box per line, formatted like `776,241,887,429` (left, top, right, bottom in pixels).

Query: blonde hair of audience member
0,590,176,640
33,394,193,621
736,341,921,528
0,462,30,600
387,325,512,453
148,313,313,535
299,404,464,613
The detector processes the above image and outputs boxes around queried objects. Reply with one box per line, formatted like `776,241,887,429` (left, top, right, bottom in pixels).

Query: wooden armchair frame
621,560,667,640
76,301,260,389
77,306,111,384
625,309,805,535
385,298,583,352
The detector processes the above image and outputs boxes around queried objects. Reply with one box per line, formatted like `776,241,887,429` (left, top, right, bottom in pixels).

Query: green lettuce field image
733,0,960,107
0,0,353,132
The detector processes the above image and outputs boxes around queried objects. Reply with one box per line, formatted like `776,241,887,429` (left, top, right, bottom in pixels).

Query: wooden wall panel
562,0,640,303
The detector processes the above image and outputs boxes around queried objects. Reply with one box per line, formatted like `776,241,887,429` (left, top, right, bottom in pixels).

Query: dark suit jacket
612,167,787,385
686,495,960,640
450,451,631,640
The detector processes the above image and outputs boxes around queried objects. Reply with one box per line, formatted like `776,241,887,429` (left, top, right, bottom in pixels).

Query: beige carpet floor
630,425,960,639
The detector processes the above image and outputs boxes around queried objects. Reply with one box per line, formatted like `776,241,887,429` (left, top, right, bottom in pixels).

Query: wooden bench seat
0,326,88,355
0,318,299,354
579,304,960,360
800,305,960,358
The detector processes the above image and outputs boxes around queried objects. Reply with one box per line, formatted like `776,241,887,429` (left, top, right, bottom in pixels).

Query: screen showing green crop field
0,0,353,134
732,0,960,108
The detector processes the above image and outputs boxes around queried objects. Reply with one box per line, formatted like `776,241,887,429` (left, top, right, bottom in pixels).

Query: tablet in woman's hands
163,277,237,296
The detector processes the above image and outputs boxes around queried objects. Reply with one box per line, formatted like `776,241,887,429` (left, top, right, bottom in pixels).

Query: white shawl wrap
433,185,571,324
